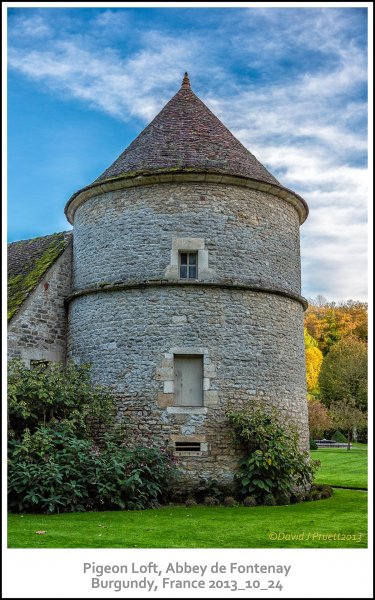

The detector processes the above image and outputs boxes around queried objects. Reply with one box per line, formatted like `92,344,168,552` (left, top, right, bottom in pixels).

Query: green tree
329,398,367,451
318,336,367,411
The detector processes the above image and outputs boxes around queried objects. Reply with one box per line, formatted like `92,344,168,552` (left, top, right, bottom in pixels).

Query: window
179,252,198,279
174,355,203,406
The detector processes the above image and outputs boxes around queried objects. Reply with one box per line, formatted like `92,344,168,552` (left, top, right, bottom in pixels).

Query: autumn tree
304,329,323,395
318,336,367,411
304,298,368,355
308,397,332,439
329,398,367,451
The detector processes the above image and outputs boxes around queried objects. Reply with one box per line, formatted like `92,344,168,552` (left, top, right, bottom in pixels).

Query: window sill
166,407,208,414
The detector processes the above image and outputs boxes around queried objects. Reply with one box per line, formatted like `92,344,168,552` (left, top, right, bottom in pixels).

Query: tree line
304,297,368,448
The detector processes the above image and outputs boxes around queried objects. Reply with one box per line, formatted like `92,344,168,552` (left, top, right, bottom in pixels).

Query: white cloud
8,35,199,122
9,13,52,38
7,8,368,302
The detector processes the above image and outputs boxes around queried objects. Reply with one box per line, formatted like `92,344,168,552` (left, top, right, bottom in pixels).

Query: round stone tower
65,73,309,485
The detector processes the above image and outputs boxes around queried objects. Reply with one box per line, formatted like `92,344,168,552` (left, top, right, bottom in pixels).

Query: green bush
223,496,237,507
275,491,291,505
305,484,333,502
243,495,257,507
310,438,318,450
185,497,197,507
203,496,219,506
331,430,347,443
8,359,116,438
194,478,225,503
8,423,177,513
7,360,178,513
227,403,319,505
263,493,276,506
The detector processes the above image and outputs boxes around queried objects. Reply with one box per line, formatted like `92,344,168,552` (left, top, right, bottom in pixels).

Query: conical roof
96,73,279,185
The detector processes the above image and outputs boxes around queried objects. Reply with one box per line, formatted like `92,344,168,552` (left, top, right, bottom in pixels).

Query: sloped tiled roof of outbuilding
7,231,72,321
95,73,280,186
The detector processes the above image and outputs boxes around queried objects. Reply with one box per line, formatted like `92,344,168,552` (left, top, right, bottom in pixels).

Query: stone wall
72,182,302,295
68,287,308,484
8,243,72,365
68,180,308,485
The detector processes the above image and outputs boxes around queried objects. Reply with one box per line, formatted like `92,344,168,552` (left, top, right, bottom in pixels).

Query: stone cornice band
65,171,309,225
66,279,308,310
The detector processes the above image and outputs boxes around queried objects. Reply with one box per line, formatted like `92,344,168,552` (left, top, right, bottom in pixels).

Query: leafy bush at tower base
8,360,119,439
8,360,177,513
227,403,319,505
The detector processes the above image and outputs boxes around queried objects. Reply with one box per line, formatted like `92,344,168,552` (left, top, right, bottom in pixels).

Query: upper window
179,252,198,279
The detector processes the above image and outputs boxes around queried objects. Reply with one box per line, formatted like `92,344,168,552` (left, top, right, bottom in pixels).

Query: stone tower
65,73,309,485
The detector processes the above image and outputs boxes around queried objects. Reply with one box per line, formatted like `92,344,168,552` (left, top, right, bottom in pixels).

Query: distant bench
315,439,350,449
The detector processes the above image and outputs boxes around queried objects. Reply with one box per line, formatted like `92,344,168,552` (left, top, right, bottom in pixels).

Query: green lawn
8,488,366,549
311,443,368,489
8,444,368,549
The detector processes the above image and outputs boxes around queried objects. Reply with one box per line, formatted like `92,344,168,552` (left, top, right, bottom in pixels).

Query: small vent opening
175,441,201,452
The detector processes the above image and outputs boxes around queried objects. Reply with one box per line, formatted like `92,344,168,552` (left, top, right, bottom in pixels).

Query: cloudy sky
7,5,369,302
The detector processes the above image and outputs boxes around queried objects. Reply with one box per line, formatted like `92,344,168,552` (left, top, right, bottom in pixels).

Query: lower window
174,355,203,406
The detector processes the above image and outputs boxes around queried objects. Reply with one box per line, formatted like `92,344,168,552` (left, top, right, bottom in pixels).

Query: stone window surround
164,237,214,280
171,434,209,455
20,348,63,368
155,346,218,410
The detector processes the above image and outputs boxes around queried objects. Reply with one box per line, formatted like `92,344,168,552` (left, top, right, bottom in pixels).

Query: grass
7,444,368,549
311,443,368,489
8,489,367,549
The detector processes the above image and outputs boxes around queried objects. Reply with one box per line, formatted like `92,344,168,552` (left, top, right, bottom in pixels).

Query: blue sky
7,5,369,301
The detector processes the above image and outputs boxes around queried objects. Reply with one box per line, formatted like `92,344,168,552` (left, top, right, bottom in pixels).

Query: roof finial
181,72,190,89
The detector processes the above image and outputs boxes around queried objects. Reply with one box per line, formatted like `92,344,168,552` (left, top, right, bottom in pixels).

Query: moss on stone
8,234,67,321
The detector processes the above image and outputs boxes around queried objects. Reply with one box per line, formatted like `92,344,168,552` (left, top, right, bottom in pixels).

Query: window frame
178,251,198,280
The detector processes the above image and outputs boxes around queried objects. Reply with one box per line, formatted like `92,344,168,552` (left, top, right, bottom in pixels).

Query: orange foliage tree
308,398,332,439
304,329,323,395
304,298,368,355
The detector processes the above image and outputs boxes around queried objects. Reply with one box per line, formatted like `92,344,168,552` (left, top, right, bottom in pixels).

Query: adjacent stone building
8,232,72,365
8,73,309,485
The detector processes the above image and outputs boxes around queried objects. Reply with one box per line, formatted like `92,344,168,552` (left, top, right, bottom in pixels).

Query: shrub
7,360,178,513
310,439,318,450
306,484,333,501
263,493,276,506
8,359,116,439
275,491,291,505
195,478,223,503
290,491,305,504
243,495,257,507
185,497,197,507
319,488,333,500
331,430,347,443
227,403,319,505
204,496,219,506
223,496,237,507
8,423,177,513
